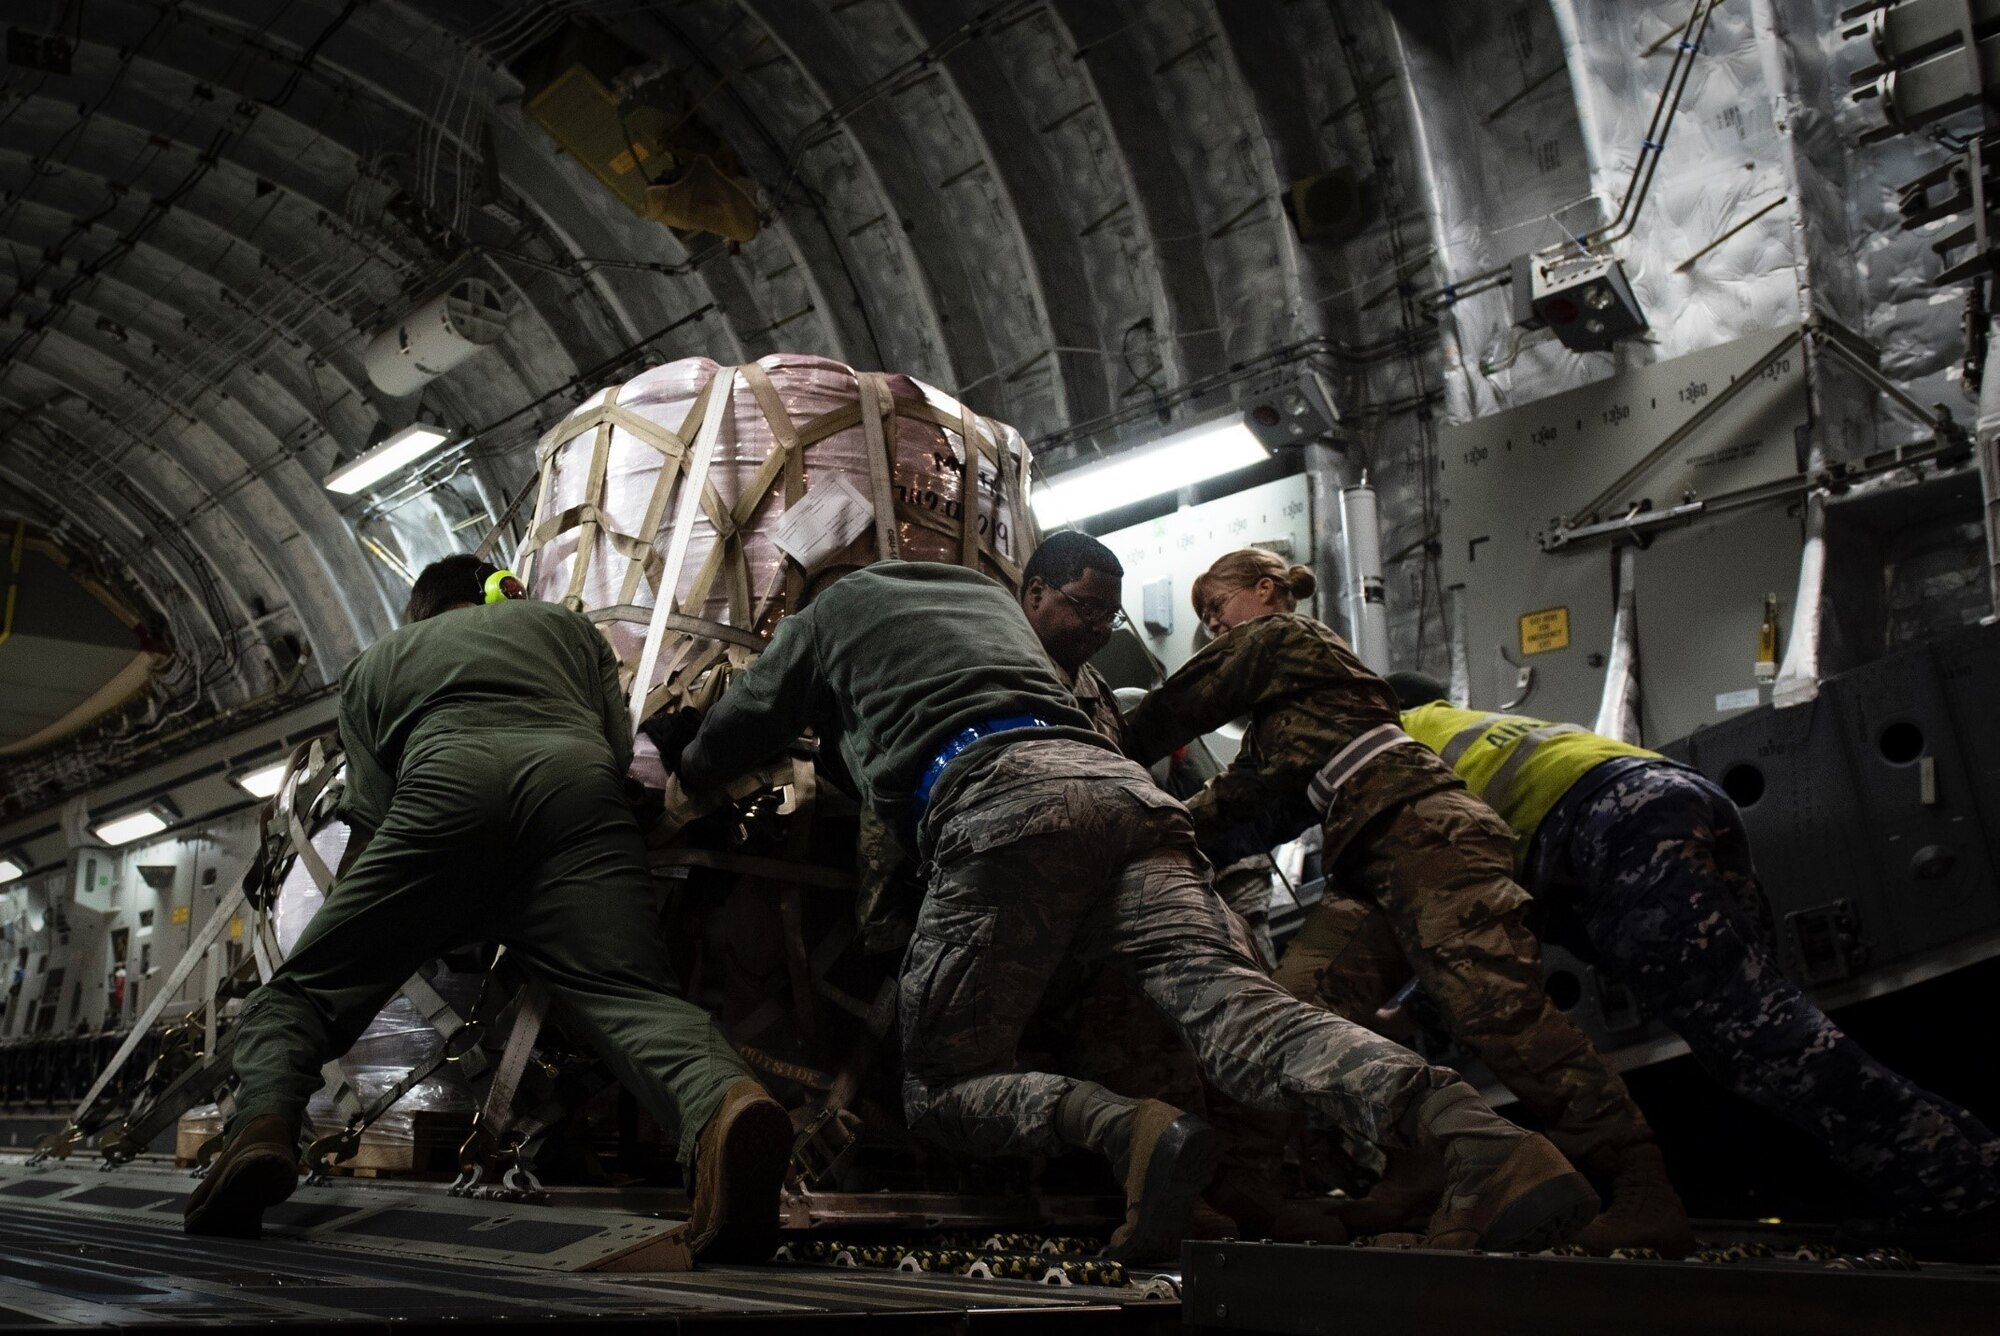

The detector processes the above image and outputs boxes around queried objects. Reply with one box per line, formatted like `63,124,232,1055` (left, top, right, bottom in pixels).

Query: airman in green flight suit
187,555,788,1261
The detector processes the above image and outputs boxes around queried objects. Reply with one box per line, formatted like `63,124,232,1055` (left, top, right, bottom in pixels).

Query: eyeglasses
1053,584,1128,630
1198,585,1250,634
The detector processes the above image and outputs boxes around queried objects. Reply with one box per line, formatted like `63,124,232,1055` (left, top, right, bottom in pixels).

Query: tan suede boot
1416,1085,1599,1252
1571,1143,1696,1258
1184,1198,1241,1240
1208,1183,1351,1244
1425,1132,1599,1250
183,1115,299,1239
1104,1099,1221,1263
1329,1145,1447,1236
684,1079,792,1263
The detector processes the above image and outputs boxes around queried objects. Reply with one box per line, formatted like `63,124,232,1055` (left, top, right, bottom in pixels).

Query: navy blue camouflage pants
1534,762,2000,1217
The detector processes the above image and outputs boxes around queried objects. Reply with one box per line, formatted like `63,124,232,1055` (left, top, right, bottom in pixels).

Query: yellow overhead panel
529,65,654,215
527,61,761,242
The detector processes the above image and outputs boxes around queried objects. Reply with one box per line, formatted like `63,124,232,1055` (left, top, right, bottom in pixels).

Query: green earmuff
477,563,525,605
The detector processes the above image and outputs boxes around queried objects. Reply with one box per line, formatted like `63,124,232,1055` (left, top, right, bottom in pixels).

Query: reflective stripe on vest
1307,722,1420,815
1439,714,1504,767
1478,722,1586,814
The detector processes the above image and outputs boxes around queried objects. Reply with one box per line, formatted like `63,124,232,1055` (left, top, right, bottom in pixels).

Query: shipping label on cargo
772,474,875,572
1519,607,1570,655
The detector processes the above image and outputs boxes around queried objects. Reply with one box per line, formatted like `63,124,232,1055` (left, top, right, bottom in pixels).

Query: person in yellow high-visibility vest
1388,672,2000,1263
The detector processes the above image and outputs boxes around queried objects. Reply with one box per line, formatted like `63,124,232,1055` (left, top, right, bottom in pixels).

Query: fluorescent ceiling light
1033,417,1270,527
232,761,289,800
324,423,455,495
0,858,23,884
93,809,170,847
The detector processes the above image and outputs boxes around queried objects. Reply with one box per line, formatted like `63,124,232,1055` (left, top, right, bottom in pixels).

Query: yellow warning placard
229,918,244,940
170,905,190,925
1519,607,1571,656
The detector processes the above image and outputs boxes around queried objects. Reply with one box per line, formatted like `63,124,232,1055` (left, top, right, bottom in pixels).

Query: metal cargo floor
1183,1237,2000,1336
0,1160,1174,1331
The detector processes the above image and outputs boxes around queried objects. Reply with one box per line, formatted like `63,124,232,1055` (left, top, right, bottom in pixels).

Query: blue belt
912,714,1049,812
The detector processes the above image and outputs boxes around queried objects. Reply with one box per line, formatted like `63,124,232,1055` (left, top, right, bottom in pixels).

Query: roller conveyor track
0,1161,1178,1331
13,1159,2000,1334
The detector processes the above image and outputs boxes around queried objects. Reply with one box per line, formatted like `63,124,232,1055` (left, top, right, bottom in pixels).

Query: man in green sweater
659,560,1600,1261
187,556,789,1261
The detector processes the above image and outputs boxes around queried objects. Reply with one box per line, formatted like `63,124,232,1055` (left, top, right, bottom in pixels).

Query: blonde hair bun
1191,547,1316,613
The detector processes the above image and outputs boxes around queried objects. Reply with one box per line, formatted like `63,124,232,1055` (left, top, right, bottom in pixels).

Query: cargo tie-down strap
218,741,512,1183
512,359,1037,727
48,879,254,1154
1306,723,1422,817
302,954,508,1185
450,977,550,1192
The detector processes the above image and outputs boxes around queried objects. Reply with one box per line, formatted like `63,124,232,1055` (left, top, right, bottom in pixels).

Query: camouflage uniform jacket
1060,661,1129,753
1123,612,1462,862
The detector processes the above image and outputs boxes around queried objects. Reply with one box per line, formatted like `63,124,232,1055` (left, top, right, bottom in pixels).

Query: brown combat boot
684,1079,792,1263
1208,1183,1351,1244
183,1115,299,1239
1330,1145,1447,1236
1184,1198,1241,1240
1197,1100,1347,1244
1571,1143,1696,1258
1104,1099,1221,1263
1415,1085,1599,1252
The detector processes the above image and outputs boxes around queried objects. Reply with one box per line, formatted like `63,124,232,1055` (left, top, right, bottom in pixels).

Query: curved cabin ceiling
0,0,1389,812
0,0,1958,817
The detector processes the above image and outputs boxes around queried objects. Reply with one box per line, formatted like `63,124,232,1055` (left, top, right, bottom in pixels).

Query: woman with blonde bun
1123,547,1691,1256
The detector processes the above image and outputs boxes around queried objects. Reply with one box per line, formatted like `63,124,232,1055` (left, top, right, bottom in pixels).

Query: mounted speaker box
1511,251,1647,352
1284,167,1375,246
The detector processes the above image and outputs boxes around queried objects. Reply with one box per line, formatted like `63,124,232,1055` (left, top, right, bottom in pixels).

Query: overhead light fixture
1241,369,1340,449
92,805,174,847
231,760,290,800
0,856,24,884
1033,416,1270,527
324,422,456,495
1510,252,1646,352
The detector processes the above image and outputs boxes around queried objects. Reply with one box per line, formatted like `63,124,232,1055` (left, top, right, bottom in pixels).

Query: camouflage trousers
1273,786,1653,1166
1535,763,2000,1216
1047,859,1295,1189
1215,855,1278,972
1052,852,1278,1107
900,740,1457,1160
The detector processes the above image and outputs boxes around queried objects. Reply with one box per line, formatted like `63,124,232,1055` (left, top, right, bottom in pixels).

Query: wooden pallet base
175,1108,474,1177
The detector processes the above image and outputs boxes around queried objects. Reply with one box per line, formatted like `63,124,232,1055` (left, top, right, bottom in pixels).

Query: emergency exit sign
1520,607,1570,655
